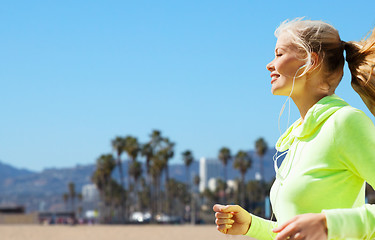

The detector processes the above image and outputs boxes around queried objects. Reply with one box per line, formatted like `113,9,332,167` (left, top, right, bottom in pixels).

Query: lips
270,73,280,84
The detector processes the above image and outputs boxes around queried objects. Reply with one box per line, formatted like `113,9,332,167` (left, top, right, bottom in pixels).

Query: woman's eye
276,54,282,57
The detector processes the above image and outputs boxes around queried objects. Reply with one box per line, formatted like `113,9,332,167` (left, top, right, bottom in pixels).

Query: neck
290,72,333,121
292,93,329,121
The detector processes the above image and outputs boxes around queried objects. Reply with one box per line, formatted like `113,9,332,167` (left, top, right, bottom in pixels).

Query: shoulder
333,106,372,126
332,106,375,138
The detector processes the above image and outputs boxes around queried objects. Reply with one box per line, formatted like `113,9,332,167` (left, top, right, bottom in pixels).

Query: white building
199,157,222,193
82,184,100,203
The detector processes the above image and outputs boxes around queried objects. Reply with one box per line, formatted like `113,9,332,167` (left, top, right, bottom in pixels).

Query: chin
271,84,291,96
271,88,280,95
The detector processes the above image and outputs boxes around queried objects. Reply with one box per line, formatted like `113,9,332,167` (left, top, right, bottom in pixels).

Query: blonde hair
275,18,375,116
344,30,375,116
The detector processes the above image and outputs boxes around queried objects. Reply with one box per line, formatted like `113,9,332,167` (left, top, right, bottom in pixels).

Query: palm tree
68,182,76,213
128,160,143,211
145,130,163,222
63,193,69,211
140,142,154,219
233,150,252,206
138,177,151,212
182,150,194,224
123,136,140,214
76,193,83,219
150,130,162,149
167,179,189,221
255,138,268,181
91,153,116,223
157,137,174,215
182,150,194,185
122,135,139,186
111,136,127,221
192,174,201,225
150,151,166,216
124,136,140,162
141,143,153,182
215,178,226,201
218,147,232,203
193,174,200,191
161,137,174,184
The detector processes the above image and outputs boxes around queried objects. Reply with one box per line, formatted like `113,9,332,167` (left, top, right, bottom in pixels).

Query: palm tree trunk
186,167,190,186
241,173,245,206
116,154,126,222
150,176,156,223
223,165,227,203
260,157,264,182
166,165,170,215
157,175,162,215
133,178,139,212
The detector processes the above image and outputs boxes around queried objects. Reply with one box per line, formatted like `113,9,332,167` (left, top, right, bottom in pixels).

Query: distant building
0,206,38,224
82,184,99,203
205,174,238,193
199,157,222,193
199,149,279,193
207,178,217,192
227,179,238,192
0,206,25,214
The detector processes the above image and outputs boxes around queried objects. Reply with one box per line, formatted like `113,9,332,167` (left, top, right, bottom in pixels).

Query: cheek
276,58,301,78
277,64,294,77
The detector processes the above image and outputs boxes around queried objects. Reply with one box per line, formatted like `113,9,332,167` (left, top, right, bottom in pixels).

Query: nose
266,59,275,72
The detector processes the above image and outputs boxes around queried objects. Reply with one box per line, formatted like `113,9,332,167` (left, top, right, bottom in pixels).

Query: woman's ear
309,52,321,71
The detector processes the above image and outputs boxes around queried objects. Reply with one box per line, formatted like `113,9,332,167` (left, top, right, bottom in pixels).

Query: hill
0,149,278,212
0,161,34,182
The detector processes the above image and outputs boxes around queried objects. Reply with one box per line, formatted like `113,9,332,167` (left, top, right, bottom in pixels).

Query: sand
0,225,256,240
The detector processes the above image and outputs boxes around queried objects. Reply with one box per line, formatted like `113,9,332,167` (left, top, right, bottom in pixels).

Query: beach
0,225,255,240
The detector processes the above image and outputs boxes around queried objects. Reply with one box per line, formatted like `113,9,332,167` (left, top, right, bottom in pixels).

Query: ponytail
344,28,375,117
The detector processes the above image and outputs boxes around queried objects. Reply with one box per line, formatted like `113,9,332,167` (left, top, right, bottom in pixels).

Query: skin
266,33,331,121
214,32,336,239
273,213,327,240
213,204,251,235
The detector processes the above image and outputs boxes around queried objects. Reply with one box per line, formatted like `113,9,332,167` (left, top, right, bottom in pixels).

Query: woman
213,18,375,240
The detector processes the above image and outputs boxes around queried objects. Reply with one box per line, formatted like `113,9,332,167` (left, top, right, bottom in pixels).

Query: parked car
129,212,151,223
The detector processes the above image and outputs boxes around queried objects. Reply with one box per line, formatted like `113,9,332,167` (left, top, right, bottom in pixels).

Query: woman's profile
213,18,375,240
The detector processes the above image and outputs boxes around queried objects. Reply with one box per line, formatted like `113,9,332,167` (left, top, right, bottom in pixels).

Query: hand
273,213,328,240
213,204,252,235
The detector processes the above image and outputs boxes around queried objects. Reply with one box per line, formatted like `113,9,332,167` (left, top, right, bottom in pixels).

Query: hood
276,94,349,152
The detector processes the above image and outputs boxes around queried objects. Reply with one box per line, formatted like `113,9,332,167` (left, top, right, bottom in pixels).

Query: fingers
214,205,235,235
215,208,234,235
215,212,233,219
223,205,243,213
273,216,297,233
213,204,226,212
216,218,234,225
213,204,243,213
290,232,303,240
217,223,233,234
274,222,299,240
277,232,302,240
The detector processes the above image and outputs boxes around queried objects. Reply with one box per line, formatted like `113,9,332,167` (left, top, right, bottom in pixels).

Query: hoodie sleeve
245,214,278,240
322,108,375,239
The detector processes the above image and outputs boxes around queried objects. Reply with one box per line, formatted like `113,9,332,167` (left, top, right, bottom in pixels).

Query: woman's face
266,33,307,96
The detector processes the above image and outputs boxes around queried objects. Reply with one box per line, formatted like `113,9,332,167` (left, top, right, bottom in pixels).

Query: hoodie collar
276,94,349,152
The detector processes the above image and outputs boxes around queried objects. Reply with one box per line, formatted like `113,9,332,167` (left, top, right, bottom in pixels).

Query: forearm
323,204,375,239
245,214,278,240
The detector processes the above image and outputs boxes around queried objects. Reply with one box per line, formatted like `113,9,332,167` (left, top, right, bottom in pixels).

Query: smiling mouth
270,74,280,84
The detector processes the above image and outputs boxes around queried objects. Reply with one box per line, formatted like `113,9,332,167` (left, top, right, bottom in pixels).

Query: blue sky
1,0,375,171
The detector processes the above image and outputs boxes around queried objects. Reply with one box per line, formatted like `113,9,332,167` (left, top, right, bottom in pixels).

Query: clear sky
1,0,375,171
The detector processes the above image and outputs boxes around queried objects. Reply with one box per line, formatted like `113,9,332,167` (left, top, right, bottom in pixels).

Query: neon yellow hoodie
245,94,375,240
